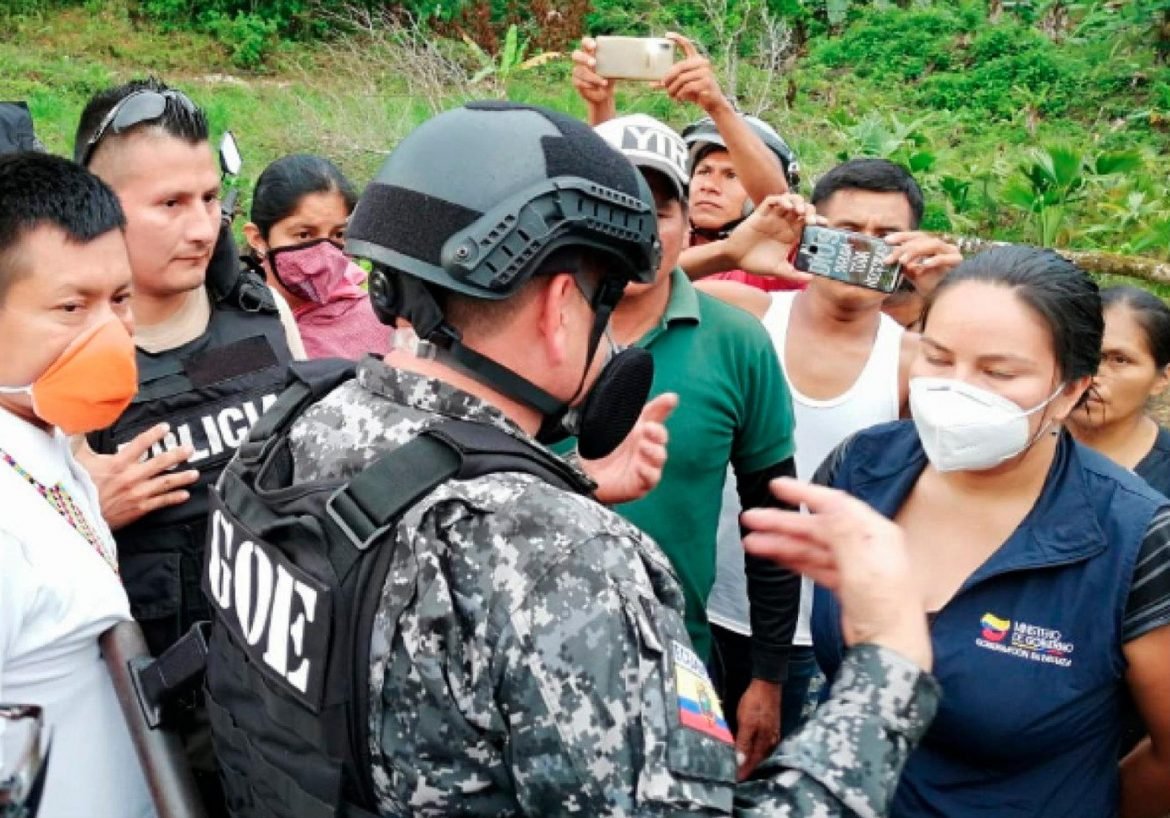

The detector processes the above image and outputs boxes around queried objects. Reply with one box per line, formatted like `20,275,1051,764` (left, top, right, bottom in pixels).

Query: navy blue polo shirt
811,421,1170,818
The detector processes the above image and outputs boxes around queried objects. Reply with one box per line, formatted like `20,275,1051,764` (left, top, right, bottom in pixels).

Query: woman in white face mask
803,246,1170,818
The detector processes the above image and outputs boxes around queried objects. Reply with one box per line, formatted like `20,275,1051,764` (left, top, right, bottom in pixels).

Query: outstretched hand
741,478,932,671
579,392,678,506
568,38,617,123
571,37,617,118
660,33,728,114
884,232,963,297
735,679,781,781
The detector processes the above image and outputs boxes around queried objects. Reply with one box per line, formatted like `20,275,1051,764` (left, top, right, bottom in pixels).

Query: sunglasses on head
78,89,198,167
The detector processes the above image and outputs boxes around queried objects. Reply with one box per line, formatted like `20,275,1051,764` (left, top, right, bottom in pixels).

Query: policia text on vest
126,393,278,464
86,286,293,658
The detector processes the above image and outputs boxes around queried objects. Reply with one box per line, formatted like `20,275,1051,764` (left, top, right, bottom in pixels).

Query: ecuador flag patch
671,640,733,744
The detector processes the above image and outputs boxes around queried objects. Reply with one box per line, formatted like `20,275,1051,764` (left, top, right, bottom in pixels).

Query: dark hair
73,77,208,166
1101,285,1170,369
0,152,125,303
250,154,358,240
924,245,1103,385
441,246,606,337
640,166,686,208
811,157,925,229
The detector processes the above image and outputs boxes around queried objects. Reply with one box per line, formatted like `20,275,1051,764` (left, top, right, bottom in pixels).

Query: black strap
326,434,461,551
326,419,593,552
238,360,356,465
436,418,593,493
443,340,564,417
132,622,210,728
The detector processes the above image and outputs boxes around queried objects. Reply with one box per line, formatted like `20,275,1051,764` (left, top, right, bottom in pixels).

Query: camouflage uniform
288,356,940,817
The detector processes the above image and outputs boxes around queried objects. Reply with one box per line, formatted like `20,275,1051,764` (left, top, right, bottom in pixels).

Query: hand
723,194,820,282
76,423,200,531
571,37,616,109
579,393,678,505
741,478,932,671
661,33,730,114
735,679,781,781
884,232,963,298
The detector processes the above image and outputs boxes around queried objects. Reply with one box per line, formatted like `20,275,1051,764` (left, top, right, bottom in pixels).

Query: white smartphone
593,37,676,82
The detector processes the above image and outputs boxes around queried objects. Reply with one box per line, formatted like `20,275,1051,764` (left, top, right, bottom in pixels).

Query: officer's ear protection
369,265,449,341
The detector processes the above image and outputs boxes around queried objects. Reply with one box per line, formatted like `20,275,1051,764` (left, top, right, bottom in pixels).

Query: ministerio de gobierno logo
976,612,1075,668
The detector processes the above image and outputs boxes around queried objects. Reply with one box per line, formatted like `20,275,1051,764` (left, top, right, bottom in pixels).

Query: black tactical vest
88,274,293,656
202,364,592,818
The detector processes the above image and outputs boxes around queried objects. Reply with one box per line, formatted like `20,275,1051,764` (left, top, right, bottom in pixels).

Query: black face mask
536,344,654,460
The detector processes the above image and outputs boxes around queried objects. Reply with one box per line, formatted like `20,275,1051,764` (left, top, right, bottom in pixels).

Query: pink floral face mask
268,239,363,304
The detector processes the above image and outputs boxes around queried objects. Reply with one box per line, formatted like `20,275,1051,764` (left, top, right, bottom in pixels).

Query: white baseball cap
594,114,689,201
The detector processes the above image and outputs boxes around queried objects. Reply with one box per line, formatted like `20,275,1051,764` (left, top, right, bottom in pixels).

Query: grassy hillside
2,0,1168,263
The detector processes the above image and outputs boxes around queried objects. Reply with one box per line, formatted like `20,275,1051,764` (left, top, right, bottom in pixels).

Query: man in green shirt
574,114,800,780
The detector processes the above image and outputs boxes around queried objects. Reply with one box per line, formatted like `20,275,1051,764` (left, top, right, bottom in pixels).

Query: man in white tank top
700,159,962,737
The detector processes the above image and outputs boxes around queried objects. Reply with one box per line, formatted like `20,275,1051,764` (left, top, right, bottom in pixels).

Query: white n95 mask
909,377,1065,472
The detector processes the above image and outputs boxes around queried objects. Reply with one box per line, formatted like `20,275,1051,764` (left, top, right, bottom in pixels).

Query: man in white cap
557,113,804,779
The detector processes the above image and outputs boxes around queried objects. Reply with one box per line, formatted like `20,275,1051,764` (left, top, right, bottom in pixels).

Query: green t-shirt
558,269,795,661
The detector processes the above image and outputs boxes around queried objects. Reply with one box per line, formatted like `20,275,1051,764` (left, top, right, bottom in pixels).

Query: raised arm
664,33,789,204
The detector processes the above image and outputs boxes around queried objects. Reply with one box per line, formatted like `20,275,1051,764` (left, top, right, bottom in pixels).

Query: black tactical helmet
682,114,801,192
347,101,660,331
345,101,661,424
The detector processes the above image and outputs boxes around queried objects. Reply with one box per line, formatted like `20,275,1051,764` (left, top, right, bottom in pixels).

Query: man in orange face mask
0,151,155,817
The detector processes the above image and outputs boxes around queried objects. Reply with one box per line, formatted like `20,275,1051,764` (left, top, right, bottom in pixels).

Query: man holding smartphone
698,165,962,688
574,30,817,743
572,31,796,281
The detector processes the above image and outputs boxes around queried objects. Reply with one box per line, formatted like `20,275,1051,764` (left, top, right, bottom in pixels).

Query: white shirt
768,291,903,644
0,407,155,818
764,292,903,479
708,293,903,644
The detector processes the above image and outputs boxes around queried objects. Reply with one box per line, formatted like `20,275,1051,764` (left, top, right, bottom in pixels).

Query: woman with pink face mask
243,154,390,360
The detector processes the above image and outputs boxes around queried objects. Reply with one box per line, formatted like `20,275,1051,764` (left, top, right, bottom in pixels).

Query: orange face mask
0,316,138,434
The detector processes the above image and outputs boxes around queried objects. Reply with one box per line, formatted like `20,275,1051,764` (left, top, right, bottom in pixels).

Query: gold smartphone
593,37,676,81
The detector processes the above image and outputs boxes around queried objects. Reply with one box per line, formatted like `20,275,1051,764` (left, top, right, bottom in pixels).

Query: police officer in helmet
203,101,942,817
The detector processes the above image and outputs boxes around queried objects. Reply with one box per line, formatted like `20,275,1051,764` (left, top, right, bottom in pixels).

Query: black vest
88,276,292,656
202,365,592,818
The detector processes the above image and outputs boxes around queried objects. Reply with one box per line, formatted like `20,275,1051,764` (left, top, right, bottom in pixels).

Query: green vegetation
2,0,1168,263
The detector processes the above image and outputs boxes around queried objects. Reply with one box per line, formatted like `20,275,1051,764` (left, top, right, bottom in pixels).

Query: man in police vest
201,101,941,818
72,78,304,808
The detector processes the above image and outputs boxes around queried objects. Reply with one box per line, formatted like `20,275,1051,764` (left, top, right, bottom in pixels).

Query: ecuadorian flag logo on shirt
672,640,733,744
981,613,1012,643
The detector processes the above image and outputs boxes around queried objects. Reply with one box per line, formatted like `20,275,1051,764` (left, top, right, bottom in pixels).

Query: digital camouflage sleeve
365,474,938,818
735,644,940,817
289,362,940,818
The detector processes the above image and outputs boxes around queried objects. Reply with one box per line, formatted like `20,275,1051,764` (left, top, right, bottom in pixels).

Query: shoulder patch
672,640,733,744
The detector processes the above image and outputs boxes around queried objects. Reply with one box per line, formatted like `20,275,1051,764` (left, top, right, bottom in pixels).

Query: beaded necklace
0,446,118,574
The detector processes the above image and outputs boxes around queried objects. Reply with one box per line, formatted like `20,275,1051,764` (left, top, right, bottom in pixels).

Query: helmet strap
429,272,615,423
689,216,747,243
